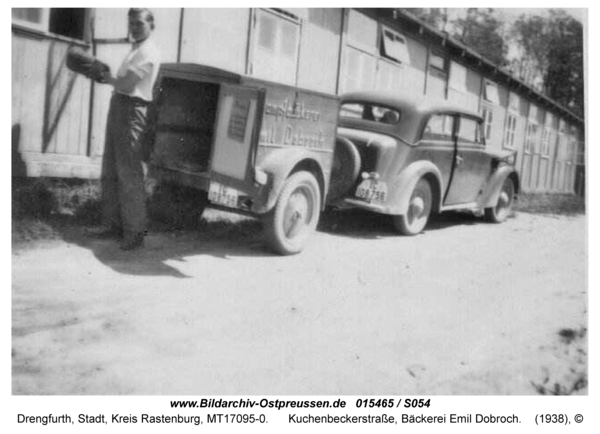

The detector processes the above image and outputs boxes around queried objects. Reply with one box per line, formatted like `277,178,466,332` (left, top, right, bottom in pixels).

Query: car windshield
340,103,401,125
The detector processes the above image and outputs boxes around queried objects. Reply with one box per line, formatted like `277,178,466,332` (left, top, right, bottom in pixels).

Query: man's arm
103,70,143,94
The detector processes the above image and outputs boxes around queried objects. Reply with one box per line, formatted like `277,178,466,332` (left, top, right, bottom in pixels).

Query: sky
500,7,586,22
442,7,586,25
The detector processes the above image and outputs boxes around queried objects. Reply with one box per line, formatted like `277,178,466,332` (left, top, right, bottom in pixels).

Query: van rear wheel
264,171,321,255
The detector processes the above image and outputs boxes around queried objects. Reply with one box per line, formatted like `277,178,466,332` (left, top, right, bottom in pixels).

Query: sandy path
12,212,587,395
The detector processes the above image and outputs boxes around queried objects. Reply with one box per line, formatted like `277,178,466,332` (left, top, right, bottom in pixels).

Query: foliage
510,10,584,117
452,8,508,66
544,11,584,117
403,8,508,66
400,8,584,117
510,14,549,88
405,8,448,31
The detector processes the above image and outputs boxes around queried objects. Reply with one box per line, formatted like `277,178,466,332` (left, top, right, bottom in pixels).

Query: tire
485,177,515,223
264,171,321,255
327,137,361,202
392,178,432,235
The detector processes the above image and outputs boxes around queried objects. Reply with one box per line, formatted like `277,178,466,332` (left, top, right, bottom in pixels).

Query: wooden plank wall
12,32,94,177
12,8,583,193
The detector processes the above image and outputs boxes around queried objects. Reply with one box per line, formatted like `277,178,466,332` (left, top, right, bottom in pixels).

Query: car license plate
208,181,239,208
355,179,388,203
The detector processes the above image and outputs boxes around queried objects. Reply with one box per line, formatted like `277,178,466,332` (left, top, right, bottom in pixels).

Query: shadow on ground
13,176,509,277
14,208,502,278
51,217,274,278
318,208,487,239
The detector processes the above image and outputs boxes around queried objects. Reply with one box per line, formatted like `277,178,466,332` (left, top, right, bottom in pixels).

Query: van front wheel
264,171,321,255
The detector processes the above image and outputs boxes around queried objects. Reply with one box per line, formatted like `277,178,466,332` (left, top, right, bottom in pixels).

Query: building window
429,50,446,71
13,8,87,40
541,128,553,156
347,9,377,53
576,141,585,165
559,119,568,133
251,9,300,85
545,112,554,128
379,26,410,64
428,50,448,84
12,8,47,31
49,9,86,40
528,103,538,122
483,80,500,105
449,61,467,92
482,107,493,141
525,123,539,154
508,92,520,113
503,113,517,149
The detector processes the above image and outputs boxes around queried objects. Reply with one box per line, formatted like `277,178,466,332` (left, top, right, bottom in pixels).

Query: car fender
388,161,444,215
252,147,328,213
478,165,520,208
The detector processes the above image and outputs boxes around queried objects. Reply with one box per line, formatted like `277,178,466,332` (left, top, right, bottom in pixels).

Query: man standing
92,8,161,250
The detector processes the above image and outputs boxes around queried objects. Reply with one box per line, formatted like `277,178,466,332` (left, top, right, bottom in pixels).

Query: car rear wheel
485,177,515,223
393,178,432,235
264,171,321,255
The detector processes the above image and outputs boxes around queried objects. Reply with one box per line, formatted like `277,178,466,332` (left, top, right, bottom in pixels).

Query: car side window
457,117,484,145
339,103,364,120
422,114,454,141
340,103,401,124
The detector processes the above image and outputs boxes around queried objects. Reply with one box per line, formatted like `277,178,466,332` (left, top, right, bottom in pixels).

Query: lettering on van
264,99,320,123
260,97,327,149
260,124,326,149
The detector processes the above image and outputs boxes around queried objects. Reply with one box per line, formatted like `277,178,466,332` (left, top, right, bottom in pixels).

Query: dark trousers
101,93,149,234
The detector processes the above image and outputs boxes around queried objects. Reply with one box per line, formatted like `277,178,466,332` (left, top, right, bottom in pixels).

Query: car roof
341,91,483,121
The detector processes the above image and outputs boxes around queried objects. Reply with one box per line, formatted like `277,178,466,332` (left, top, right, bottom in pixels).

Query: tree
510,10,584,117
403,8,584,117
510,14,550,89
544,10,584,117
403,8,508,66
453,8,508,66
403,8,448,32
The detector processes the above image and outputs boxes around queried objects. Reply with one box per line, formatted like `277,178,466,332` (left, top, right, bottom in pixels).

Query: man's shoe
86,226,122,239
120,232,145,250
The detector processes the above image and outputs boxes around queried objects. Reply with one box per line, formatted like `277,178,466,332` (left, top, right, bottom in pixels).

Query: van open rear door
208,84,265,208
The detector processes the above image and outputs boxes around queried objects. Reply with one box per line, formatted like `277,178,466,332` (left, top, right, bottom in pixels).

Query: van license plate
208,182,239,208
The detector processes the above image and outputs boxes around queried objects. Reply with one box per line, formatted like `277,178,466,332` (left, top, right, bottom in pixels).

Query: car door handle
455,155,464,165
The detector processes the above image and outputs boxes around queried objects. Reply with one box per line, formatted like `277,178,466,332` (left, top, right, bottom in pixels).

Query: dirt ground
11,210,587,395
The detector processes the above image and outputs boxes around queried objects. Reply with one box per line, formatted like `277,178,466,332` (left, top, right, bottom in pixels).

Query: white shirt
116,37,160,102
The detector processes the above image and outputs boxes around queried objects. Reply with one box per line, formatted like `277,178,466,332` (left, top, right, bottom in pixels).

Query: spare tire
327,136,361,202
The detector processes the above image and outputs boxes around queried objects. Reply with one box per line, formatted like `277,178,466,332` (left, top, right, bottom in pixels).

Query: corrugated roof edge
360,8,584,127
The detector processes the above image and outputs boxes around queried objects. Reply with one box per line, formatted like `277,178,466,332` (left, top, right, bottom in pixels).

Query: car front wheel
485,177,515,223
393,178,432,235
264,171,321,255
